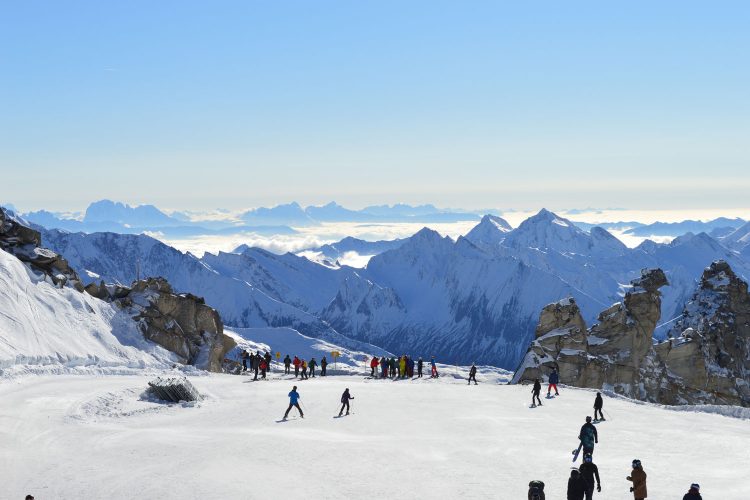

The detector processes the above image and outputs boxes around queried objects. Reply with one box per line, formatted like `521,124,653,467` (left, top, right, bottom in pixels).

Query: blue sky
1,1,749,212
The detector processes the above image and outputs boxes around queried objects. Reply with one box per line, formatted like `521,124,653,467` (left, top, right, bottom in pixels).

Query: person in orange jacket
292,356,301,378
626,459,647,500
370,356,379,377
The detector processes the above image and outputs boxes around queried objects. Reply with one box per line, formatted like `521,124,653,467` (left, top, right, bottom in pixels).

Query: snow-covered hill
0,248,176,376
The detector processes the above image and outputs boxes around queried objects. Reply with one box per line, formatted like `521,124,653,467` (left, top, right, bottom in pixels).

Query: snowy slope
1,373,747,499
0,249,176,375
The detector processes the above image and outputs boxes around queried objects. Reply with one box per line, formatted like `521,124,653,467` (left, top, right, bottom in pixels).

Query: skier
241,350,249,372
579,453,601,499
293,355,301,378
370,356,379,377
399,356,406,378
283,385,304,419
309,357,317,377
567,469,587,500
283,354,291,375
593,393,604,421
264,351,272,373
468,363,478,385
683,484,702,500
430,356,438,378
527,480,545,500
407,356,415,377
381,356,388,378
626,459,647,500
300,359,308,380
252,351,261,380
320,356,328,376
531,379,542,407
389,357,397,379
578,416,598,456
338,388,354,416
547,369,559,396
417,357,424,378
260,358,268,379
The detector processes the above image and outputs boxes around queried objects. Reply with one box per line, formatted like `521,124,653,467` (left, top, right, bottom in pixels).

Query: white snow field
1,372,748,499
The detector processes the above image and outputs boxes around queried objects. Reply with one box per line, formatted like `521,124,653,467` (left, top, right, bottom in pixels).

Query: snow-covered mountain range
34,208,750,369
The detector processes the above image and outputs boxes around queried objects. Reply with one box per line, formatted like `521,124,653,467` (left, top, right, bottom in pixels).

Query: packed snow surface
1,372,747,499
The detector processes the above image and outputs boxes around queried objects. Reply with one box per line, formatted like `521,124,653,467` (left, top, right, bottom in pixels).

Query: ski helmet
690,483,700,491
632,459,642,468
586,416,592,422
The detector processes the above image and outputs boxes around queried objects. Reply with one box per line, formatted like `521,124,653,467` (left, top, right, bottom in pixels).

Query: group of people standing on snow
370,355,440,379
240,350,273,380
527,378,703,500
240,350,332,380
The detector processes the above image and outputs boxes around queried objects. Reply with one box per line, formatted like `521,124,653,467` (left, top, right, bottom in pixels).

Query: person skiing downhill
683,484,702,500
567,469,587,500
579,453,601,499
531,379,543,407
593,393,604,421
283,386,304,419
283,354,291,375
417,357,424,378
338,388,354,416
370,356,379,377
578,416,598,456
468,363,478,385
626,459,647,500
547,369,559,396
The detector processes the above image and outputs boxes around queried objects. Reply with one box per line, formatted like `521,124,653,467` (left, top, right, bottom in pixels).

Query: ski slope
1,372,747,499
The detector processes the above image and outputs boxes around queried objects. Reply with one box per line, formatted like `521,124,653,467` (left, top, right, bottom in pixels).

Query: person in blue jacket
283,385,304,419
547,369,560,396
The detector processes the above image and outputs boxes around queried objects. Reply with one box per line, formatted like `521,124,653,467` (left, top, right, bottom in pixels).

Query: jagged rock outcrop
88,277,236,372
0,208,84,291
513,263,750,407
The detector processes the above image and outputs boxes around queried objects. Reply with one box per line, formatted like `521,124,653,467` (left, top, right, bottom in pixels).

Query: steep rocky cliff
513,263,750,407
86,278,236,372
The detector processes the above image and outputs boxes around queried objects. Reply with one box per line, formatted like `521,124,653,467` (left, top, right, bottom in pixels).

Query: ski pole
603,409,613,421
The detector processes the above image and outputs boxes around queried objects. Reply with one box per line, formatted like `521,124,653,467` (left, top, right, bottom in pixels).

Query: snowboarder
430,356,438,378
683,484,702,500
547,369,559,396
320,356,328,376
370,356,379,377
300,359,308,380
417,357,424,378
626,459,647,500
531,379,542,407
338,388,354,416
468,363,478,385
593,393,604,421
578,416,598,456
283,386,303,419
579,453,601,499
241,350,249,372
528,480,545,500
309,357,317,377
284,354,291,375
293,355,301,377
567,469,587,500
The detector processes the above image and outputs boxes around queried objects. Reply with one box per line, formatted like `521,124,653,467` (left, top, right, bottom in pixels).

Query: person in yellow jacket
626,459,647,499
300,359,308,380
399,356,407,378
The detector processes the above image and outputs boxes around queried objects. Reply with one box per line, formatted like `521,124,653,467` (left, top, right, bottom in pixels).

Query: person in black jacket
593,393,604,421
308,358,317,377
264,351,272,374
468,363,478,385
320,356,328,376
567,469,587,500
532,379,543,407
579,453,601,499
683,483,702,500
417,357,424,378
283,354,291,375
241,350,249,372
578,416,598,456
338,388,354,416
252,352,261,380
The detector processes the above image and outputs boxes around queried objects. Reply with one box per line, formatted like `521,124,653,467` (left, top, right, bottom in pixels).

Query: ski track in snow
1,373,749,499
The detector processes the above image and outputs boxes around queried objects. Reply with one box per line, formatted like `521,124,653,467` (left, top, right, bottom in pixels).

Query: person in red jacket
292,356,301,378
370,356,379,377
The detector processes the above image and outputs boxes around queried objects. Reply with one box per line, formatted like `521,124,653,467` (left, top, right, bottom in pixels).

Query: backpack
528,480,545,500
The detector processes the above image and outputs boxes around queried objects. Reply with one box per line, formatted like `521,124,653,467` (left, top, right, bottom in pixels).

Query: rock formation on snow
513,263,750,407
0,207,84,291
86,278,235,372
